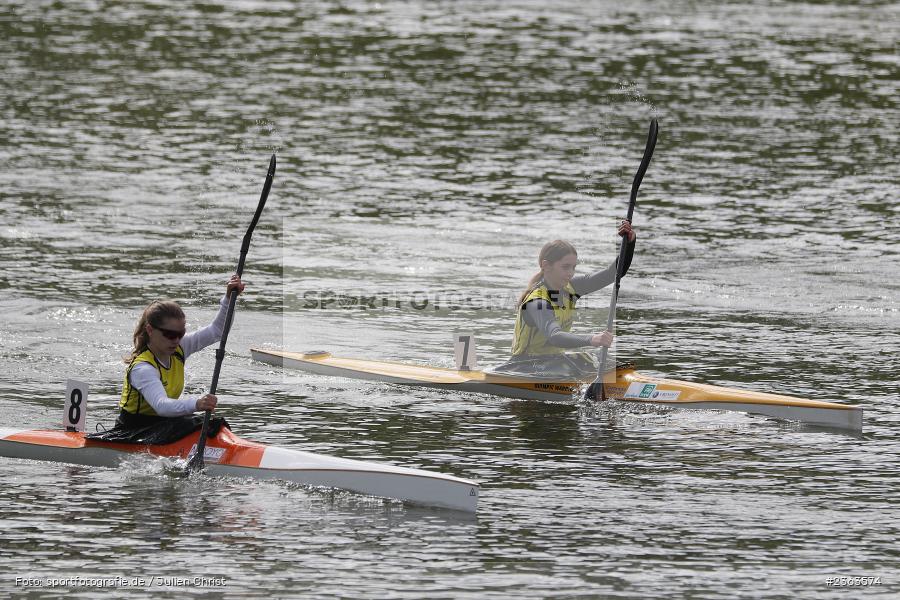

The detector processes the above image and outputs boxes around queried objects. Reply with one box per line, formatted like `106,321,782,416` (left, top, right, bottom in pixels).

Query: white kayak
0,425,479,512
251,348,863,432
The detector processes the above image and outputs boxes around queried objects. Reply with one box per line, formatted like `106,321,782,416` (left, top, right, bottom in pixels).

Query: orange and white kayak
0,425,479,512
251,348,863,432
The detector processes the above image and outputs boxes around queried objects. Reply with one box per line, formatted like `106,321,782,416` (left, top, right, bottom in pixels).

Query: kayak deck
607,371,862,432
250,348,863,432
0,426,479,512
251,348,579,400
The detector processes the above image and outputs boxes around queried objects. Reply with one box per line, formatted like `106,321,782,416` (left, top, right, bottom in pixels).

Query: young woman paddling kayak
498,221,636,377
116,275,245,430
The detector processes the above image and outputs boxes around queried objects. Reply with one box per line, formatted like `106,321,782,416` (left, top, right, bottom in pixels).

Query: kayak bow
0,425,479,512
251,348,863,432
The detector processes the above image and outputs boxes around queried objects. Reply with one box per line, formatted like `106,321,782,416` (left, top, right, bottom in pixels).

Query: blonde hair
517,240,578,305
124,300,185,363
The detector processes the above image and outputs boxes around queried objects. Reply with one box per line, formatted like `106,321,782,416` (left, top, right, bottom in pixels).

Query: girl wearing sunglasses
117,274,245,429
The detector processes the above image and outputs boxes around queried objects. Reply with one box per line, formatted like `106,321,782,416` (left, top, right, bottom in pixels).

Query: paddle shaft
593,120,658,396
188,154,276,472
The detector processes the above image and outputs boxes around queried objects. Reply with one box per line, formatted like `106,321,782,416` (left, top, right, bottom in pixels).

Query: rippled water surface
1,1,898,598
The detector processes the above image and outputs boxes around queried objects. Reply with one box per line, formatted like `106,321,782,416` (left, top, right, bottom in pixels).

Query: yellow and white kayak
250,348,863,432
0,425,479,512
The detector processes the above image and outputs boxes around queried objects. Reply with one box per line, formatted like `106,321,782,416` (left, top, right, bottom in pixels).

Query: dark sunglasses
152,324,187,340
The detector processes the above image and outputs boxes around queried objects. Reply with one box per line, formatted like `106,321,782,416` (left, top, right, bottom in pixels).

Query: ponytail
517,240,578,306
124,300,185,363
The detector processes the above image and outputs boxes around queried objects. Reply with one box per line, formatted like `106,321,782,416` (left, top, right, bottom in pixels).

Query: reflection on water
1,0,898,597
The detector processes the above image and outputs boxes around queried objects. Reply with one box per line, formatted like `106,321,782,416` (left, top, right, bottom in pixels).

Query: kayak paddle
185,153,276,473
587,119,658,400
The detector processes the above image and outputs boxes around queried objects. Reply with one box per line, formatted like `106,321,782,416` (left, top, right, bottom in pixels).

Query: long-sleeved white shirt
127,297,230,417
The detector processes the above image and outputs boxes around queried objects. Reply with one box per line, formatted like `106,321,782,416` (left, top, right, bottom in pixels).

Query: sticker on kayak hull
188,444,226,463
624,383,681,401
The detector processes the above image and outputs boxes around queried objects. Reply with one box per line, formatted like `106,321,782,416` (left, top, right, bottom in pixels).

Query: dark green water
1,1,897,598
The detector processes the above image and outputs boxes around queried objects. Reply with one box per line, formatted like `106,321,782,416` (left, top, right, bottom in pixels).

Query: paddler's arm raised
181,275,245,358
570,221,636,296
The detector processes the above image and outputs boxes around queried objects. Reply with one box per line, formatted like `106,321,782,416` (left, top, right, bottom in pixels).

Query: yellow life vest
119,348,186,416
511,282,578,356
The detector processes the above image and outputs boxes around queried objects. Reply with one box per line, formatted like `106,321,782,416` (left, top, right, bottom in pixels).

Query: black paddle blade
236,153,277,273
626,118,658,221
183,448,204,474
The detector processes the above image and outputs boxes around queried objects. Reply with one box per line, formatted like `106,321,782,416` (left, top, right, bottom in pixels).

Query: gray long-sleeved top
521,239,635,350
